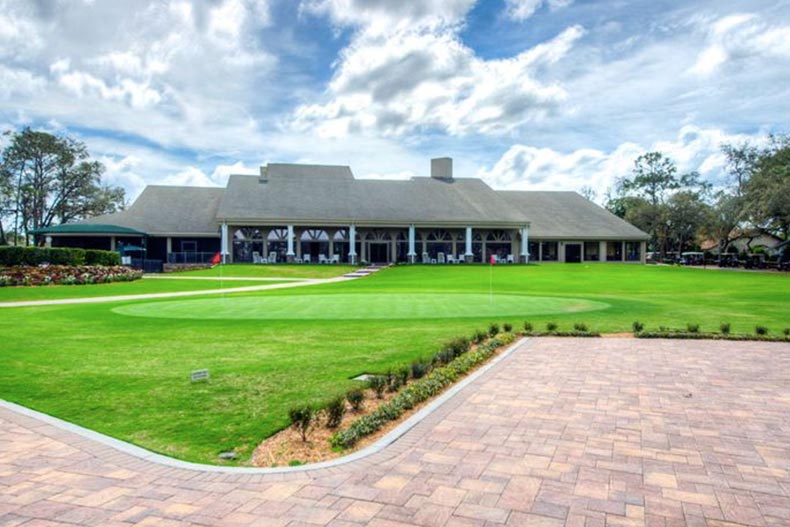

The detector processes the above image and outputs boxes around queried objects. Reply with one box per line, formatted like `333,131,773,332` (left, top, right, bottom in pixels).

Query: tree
0,128,125,245
578,185,596,202
745,135,790,239
665,190,710,253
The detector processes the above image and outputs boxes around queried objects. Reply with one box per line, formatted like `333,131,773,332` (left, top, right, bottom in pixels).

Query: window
181,240,197,252
541,241,558,261
584,241,599,261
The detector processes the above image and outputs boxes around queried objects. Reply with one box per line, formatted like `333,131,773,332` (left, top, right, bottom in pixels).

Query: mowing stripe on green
112,293,611,320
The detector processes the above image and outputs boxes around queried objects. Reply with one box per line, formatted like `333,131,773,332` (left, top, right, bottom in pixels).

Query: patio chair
268,251,277,264
437,252,446,264
252,251,262,264
330,254,340,264
446,254,455,264
422,252,430,264
318,254,327,264
303,254,311,264
506,254,515,264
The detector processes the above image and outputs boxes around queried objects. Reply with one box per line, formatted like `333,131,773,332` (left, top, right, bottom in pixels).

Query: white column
221,222,229,263
407,225,416,263
599,241,607,262
520,227,529,263
465,226,473,262
286,225,295,257
640,241,647,264
348,224,357,264
110,236,116,251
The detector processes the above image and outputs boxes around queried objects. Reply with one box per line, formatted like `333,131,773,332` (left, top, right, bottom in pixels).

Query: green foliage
471,329,487,344
523,321,533,333
784,328,790,337
573,322,588,332
502,322,513,332
0,246,91,266
755,325,768,335
546,322,558,332
325,397,346,428
346,389,365,412
744,135,790,238
720,323,731,335
331,336,506,449
632,320,644,333
410,360,430,379
368,375,387,399
687,323,700,333
488,323,500,336
85,249,120,266
288,406,315,442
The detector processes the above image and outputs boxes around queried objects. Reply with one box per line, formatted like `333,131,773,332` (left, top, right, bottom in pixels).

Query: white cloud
691,13,790,75
505,0,574,22
292,24,585,137
476,125,764,200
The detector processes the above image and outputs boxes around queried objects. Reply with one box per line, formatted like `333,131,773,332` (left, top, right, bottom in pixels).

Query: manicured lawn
0,277,289,302
172,263,356,279
0,264,787,465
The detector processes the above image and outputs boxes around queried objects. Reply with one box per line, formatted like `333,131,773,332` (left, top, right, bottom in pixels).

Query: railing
167,252,217,264
130,258,163,273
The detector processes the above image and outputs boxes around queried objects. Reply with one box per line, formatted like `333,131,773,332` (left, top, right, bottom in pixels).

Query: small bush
410,360,430,379
325,397,346,428
368,375,387,399
503,323,513,332
288,406,315,442
784,328,790,337
523,321,533,333
720,323,731,335
546,322,558,332
398,366,410,386
632,321,644,333
386,370,402,392
488,323,500,336
472,330,487,344
346,389,365,412
573,323,588,332
755,325,768,335
686,323,700,333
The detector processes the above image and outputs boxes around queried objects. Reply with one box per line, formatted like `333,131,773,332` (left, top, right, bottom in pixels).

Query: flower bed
0,265,143,287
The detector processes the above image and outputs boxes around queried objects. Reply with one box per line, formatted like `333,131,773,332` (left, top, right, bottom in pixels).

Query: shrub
433,349,454,366
632,321,644,333
386,370,402,392
755,325,768,335
472,330,487,344
368,375,387,399
546,322,558,332
784,328,790,337
488,323,500,337
573,323,588,332
523,321,533,333
0,246,91,266
346,389,365,412
410,360,430,379
288,406,315,442
398,366,410,386
686,323,700,333
503,323,513,332
325,397,346,428
85,249,121,266
720,323,731,335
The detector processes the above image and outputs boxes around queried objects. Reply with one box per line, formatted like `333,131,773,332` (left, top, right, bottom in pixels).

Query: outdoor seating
422,252,430,264
318,254,327,264
438,252,445,264
303,254,311,264
506,254,515,264
252,251,262,264
446,254,455,264
268,251,277,263
330,254,340,264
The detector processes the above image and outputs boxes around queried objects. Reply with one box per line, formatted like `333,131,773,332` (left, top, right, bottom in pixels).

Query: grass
172,263,356,279
0,264,787,464
0,277,290,302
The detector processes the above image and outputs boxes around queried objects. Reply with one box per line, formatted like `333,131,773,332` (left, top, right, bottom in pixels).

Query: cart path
2,338,789,526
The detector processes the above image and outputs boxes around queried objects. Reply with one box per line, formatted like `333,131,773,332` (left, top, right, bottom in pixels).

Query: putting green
112,293,610,320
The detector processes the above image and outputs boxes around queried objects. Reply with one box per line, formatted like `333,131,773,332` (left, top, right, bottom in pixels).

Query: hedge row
0,265,142,287
330,332,516,449
636,331,790,342
0,246,120,266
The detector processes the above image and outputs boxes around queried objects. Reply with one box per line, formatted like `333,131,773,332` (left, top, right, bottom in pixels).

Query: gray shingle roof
75,186,223,236
216,164,528,226
499,191,649,240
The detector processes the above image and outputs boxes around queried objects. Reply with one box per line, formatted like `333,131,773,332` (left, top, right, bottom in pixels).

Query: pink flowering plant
0,265,142,287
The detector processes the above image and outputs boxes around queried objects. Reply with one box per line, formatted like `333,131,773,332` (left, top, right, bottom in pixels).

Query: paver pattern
1,338,789,526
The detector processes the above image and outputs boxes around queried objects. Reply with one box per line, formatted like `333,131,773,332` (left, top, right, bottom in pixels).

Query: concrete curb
0,337,528,474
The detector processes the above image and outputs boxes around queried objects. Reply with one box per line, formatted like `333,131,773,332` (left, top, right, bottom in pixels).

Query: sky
1,0,789,204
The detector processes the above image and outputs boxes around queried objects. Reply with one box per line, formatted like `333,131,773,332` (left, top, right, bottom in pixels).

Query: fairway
114,293,610,320
1,264,788,464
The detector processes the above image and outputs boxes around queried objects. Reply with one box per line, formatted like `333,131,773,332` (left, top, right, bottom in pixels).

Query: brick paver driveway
2,338,789,526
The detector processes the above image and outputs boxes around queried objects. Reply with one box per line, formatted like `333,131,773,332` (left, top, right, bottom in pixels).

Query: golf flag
211,252,221,265
490,254,496,265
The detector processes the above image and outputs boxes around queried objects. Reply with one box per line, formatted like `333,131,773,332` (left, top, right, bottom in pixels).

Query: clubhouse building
38,158,649,267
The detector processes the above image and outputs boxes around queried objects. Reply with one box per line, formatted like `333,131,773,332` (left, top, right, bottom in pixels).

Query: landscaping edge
0,336,528,474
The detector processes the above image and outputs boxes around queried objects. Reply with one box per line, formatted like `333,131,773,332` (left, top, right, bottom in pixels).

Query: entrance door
368,242,389,264
565,243,582,263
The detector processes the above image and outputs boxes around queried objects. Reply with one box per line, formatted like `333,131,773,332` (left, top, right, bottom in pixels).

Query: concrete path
142,275,308,282
0,275,353,308
2,338,790,526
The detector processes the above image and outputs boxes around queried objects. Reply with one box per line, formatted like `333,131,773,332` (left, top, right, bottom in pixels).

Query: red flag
490,254,496,265
211,252,221,265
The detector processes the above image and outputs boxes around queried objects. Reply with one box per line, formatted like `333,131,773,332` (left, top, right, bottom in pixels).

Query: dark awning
30,224,147,236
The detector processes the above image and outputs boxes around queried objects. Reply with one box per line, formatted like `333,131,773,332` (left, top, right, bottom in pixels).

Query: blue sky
1,0,788,203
